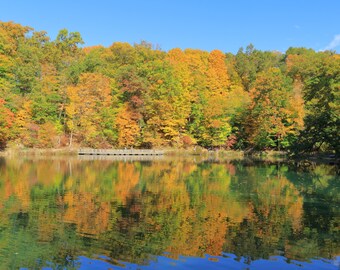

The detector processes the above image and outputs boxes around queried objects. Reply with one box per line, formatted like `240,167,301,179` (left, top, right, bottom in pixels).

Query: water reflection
0,157,338,269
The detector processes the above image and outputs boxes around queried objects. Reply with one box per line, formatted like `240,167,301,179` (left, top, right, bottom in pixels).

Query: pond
0,156,339,269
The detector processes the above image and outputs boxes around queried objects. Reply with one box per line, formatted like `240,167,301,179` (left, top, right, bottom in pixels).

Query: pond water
0,156,339,269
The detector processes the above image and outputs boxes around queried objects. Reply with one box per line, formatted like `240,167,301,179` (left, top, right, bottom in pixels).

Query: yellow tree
0,99,14,149
140,49,191,147
166,48,196,146
12,100,33,146
167,48,194,94
206,49,230,91
116,104,140,147
202,50,232,147
66,73,114,147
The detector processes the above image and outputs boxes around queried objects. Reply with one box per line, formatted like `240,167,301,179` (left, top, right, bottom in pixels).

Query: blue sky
1,0,340,53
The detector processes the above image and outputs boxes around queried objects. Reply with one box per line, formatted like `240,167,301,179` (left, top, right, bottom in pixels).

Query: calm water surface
0,157,339,269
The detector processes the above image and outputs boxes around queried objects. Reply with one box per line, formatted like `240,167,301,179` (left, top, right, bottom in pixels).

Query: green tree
244,68,299,150
287,50,340,154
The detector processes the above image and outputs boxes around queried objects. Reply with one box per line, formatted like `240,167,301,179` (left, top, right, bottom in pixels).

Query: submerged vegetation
0,21,339,155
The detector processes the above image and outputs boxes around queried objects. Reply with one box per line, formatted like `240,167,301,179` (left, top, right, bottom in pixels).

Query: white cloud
321,34,340,51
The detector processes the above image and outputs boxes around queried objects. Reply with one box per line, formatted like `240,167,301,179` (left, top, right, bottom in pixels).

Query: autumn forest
0,21,339,154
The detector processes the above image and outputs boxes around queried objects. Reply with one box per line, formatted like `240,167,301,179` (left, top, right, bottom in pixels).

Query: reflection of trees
225,163,339,262
287,164,339,202
224,172,303,262
286,164,340,259
165,163,248,257
0,158,338,268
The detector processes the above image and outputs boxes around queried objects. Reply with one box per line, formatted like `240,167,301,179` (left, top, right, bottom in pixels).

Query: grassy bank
1,146,280,160
0,147,78,157
1,147,337,166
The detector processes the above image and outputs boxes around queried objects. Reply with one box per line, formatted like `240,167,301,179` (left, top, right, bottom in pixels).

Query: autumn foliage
0,21,339,153
0,98,14,149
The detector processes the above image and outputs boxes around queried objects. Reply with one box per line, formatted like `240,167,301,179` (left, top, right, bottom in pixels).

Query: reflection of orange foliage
38,213,56,242
225,200,249,223
36,161,59,185
165,164,249,257
63,192,110,237
13,180,30,211
166,209,201,258
114,163,140,203
225,163,236,176
288,196,303,232
182,163,197,175
0,159,312,261
252,176,303,235
203,196,228,255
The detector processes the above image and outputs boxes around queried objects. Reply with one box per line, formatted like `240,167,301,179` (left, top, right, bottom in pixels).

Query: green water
0,157,339,269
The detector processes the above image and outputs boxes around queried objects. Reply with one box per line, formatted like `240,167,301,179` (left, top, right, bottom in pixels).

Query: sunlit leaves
0,21,338,152
66,73,115,147
0,98,14,149
286,50,340,154
244,68,302,150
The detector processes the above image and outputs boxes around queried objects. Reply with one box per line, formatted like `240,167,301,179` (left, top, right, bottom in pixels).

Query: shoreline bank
0,147,337,165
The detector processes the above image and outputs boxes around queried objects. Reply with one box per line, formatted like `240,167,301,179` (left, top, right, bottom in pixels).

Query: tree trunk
69,131,73,147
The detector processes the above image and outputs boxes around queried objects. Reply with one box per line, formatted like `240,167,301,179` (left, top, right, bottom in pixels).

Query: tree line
0,21,339,154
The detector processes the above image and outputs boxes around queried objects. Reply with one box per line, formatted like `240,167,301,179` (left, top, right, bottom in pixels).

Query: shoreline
0,147,337,165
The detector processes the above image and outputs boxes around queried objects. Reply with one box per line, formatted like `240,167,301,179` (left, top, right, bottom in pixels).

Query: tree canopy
0,21,339,155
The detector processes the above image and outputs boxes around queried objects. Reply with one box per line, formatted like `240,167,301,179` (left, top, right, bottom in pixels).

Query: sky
1,0,340,53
